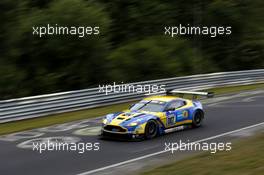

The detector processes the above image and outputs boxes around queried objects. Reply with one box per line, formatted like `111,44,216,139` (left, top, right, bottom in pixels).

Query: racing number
165,100,187,126
166,112,176,127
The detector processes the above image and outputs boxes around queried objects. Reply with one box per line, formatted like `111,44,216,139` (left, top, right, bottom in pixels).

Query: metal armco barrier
0,69,263,123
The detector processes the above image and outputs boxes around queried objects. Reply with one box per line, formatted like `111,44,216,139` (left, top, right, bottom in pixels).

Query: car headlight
102,114,114,125
103,118,108,124
128,122,138,126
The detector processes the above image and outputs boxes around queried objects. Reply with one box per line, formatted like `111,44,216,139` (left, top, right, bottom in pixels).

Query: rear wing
166,90,214,99
145,89,214,99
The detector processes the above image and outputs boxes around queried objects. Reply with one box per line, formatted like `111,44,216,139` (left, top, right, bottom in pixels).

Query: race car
101,90,214,140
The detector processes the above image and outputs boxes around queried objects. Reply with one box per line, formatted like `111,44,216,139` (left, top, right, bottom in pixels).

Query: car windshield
130,100,166,112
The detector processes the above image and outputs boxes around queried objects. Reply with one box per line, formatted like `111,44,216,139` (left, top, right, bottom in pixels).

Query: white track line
76,121,264,175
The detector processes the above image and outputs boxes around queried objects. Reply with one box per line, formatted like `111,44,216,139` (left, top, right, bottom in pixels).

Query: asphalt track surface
0,90,264,175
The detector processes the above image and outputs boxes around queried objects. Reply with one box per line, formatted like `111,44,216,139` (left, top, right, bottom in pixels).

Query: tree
107,36,216,83
5,0,111,97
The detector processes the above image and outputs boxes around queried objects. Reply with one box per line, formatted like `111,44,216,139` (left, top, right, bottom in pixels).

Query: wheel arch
193,108,204,119
146,118,164,136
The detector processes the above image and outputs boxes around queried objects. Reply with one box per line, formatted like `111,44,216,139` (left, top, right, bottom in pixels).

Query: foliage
0,0,263,99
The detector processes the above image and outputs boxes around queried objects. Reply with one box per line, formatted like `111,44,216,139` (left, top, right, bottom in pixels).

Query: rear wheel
192,110,204,127
145,120,158,139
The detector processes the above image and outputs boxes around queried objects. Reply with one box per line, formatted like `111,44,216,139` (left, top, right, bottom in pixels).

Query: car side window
165,100,185,111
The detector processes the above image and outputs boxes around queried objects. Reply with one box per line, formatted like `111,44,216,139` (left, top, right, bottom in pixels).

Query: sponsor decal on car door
176,109,189,122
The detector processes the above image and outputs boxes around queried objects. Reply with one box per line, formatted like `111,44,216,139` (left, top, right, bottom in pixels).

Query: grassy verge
0,83,263,135
0,101,135,135
141,133,264,175
207,83,264,95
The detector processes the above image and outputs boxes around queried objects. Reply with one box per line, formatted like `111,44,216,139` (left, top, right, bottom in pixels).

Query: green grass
206,83,264,95
0,101,135,135
0,83,263,135
141,133,264,175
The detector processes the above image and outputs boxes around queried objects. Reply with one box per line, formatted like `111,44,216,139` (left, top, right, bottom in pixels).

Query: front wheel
192,110,204,128
145,120,158,139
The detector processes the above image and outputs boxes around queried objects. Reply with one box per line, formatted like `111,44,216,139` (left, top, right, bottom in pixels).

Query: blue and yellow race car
101,90,213,140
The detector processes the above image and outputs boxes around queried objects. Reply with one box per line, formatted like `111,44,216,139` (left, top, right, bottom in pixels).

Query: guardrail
0,69,264,123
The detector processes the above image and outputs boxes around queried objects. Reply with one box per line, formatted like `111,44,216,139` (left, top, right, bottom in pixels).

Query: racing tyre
192,110,204,128
145,120,158,139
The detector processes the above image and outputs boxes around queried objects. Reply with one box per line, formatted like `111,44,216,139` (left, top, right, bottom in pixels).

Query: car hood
107,111,158,126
